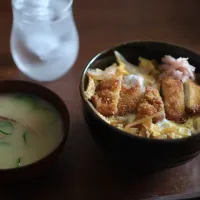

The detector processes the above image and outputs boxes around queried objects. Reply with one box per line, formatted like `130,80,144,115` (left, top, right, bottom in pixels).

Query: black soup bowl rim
0,80,70,172
80,40,200,144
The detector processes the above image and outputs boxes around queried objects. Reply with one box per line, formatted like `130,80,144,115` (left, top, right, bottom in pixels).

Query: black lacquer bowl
80,41,200,171
0,80,69,183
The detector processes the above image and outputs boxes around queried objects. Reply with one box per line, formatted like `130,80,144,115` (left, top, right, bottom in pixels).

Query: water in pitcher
10,0,79,81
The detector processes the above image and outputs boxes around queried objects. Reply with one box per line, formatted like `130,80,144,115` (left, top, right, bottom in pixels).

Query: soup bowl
80,41,200,171
0,80,69,183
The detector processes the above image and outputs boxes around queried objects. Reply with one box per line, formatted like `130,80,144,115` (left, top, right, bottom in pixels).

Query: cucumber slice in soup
0,121,14,135
12,93,37,110
17,157,21,168
23,131,29,144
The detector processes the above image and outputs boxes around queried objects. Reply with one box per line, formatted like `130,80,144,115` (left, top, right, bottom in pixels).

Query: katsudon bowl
0,80,69,183
80,41,200,171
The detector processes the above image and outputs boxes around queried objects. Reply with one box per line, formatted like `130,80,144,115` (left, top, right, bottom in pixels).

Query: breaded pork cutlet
92,76,122,116
162,77,186,123
136,86,165,123
185,79,200,115
117,83,142,116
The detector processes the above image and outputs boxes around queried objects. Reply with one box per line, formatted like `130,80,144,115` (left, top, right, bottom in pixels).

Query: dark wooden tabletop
1,0,200,199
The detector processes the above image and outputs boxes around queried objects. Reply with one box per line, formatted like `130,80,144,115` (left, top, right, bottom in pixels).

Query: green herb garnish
23,131,29,144
17,157,21,168
13,93,37,110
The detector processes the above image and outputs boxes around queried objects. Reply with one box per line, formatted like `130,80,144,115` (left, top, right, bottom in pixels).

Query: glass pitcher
10,0,79,81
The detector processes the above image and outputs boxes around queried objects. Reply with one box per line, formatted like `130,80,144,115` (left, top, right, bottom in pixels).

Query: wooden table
1,0,200,199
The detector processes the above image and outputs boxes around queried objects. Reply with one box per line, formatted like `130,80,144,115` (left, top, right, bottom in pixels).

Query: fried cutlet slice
185,79,200,115
92,76,122,116
162,78,186,123
136,86,165,123
117,83,142,116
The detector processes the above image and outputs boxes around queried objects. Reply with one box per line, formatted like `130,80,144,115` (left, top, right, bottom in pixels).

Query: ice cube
12,0,24,9
41,41,75,61
24,0,50,8
14,0,54,21
13,0,50,10
24,31,60,61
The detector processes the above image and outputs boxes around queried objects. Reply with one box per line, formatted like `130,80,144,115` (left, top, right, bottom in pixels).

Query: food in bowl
0,93,63,169
84,51,200,139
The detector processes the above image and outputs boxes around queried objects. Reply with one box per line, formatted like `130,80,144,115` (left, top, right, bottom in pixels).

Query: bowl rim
0,80,70,171
80,40,200,143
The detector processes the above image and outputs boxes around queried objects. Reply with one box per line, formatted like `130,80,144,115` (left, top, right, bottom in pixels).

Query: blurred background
1,0,200,67
1,0,200,200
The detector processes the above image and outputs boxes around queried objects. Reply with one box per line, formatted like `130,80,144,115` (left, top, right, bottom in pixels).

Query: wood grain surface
1,0,200,199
